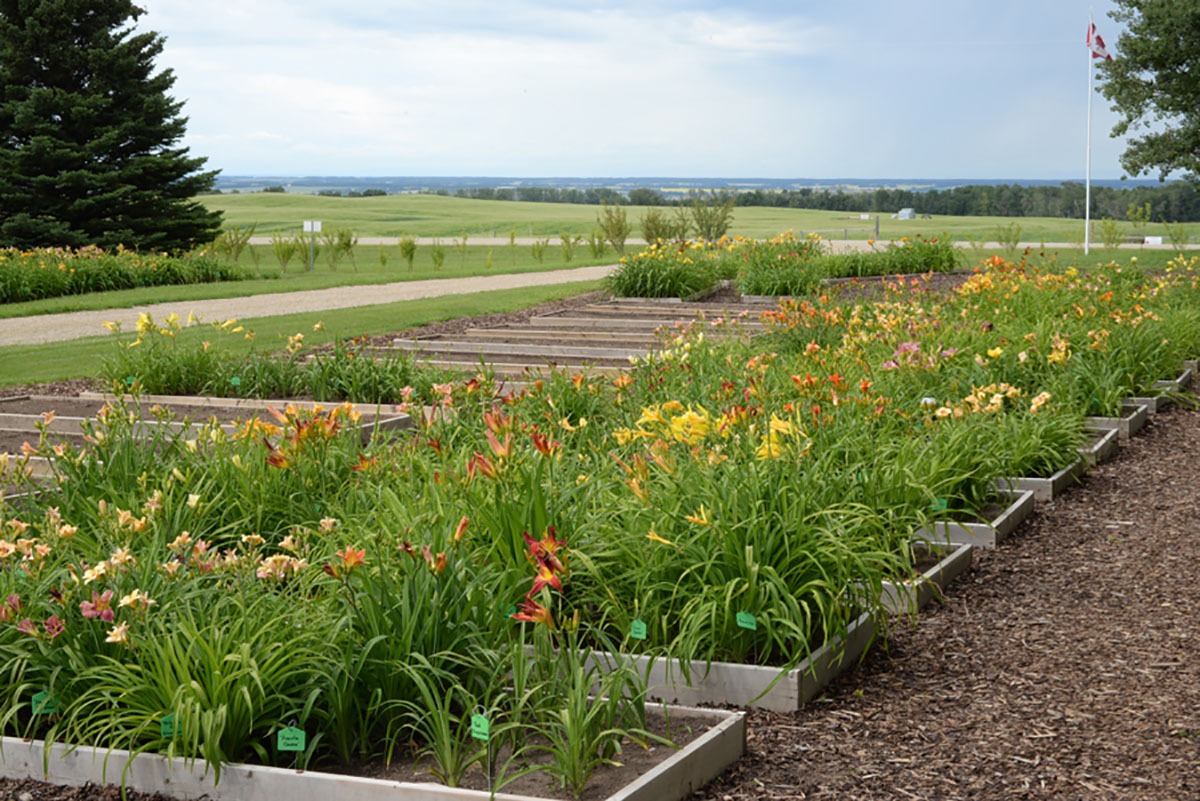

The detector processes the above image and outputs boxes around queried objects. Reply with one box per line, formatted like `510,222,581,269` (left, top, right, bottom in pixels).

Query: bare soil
324,707,709,801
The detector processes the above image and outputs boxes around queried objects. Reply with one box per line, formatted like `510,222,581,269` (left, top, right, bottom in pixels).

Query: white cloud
135,0,1136,178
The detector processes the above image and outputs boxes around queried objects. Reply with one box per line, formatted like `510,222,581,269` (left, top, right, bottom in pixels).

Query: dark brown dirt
693,395,1200,801
326,707,709,801
0,378,100,400
821,270,974,303
0,779,175,801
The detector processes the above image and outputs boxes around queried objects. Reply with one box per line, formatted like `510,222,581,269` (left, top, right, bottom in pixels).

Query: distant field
201,192,1200,243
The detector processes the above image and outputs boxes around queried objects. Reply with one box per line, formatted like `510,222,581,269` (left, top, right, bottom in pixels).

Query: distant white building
895,208,916,220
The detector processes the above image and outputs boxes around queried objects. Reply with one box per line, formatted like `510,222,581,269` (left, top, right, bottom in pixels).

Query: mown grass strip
0,280,603,386
0,248,615,320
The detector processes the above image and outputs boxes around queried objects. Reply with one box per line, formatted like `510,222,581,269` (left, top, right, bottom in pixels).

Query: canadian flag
1088,22,1112,60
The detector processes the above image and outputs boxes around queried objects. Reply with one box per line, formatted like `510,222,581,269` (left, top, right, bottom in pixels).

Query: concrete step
402,358,624,378
390,338,647,364
462,327,663,346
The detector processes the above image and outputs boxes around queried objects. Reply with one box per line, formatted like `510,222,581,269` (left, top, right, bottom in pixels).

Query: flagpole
1085,9,1093,256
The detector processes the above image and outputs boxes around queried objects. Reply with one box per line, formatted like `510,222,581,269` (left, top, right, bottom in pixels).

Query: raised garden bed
1086,402,1149,443
1079,427,1119,467
879,542,974,616
617,611,876,713
0,704,743,801
997,458,1085,503
79,392,412,432
915,489,1035,549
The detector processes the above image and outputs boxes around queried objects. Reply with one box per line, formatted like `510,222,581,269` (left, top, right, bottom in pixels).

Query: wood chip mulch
693,395,1200,801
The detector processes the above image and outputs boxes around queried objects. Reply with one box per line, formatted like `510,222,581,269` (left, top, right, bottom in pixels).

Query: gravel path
0,265,614,347
695,395,1200,801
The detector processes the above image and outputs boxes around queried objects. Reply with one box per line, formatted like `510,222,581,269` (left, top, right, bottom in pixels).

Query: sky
136,1,1140,180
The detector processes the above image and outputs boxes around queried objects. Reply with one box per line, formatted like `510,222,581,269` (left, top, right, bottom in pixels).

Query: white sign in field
303,220,322,233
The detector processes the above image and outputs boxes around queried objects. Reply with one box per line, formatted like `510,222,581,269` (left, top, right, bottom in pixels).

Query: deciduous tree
1099,1,1200,180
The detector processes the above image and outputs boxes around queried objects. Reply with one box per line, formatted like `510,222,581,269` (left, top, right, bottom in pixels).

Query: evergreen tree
0,0,222,251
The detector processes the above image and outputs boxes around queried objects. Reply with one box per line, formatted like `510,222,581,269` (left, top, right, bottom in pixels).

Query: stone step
390,339,647,364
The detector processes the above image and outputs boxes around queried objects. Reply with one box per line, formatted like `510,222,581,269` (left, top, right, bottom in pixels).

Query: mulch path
693,395,1200,801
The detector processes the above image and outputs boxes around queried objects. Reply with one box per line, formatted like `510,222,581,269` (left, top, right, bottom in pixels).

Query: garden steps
403,358,624,379
529,314,766,333
388,338,650,366
462,327,663,346
551,307,758,322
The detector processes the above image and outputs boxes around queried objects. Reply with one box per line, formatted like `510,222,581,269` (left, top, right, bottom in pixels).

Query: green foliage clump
100,317,452,405
737,232,827,296
606,241,722,298
0,247,255,303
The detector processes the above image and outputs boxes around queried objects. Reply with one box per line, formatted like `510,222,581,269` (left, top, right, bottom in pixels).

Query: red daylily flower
511,596,554,628
44,616,64,640
531,562,563,594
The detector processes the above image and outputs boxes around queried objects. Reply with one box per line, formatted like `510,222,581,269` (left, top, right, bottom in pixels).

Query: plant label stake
31,690,57,716
125,376,135,387
277,720,306,770
230,376,241,388
630,618,647,641
471,705,491,792
160,712,176,739
736,611,758,665
930,497,948,513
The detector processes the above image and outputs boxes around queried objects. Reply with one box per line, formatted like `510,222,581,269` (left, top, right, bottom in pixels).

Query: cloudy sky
136,1,1138,179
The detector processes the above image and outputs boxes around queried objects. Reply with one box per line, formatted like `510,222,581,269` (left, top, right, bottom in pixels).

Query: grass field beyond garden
203,191,1200,243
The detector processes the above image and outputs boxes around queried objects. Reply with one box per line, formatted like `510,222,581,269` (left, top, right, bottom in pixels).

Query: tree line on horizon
435,182,1200,223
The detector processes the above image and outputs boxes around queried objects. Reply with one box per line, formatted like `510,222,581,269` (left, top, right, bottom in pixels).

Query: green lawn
0,280,603,386
0,245,616,320
203,192,1200,243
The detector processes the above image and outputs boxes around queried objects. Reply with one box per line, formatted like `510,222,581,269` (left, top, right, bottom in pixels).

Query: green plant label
470,713,490,741
277,726,306,752
502,603,517,621
161,713,176,738
736,611,757,631
125,376,135,386
230,376,241,387
31,690,58,715
930,497,949,512
630,619,647,640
